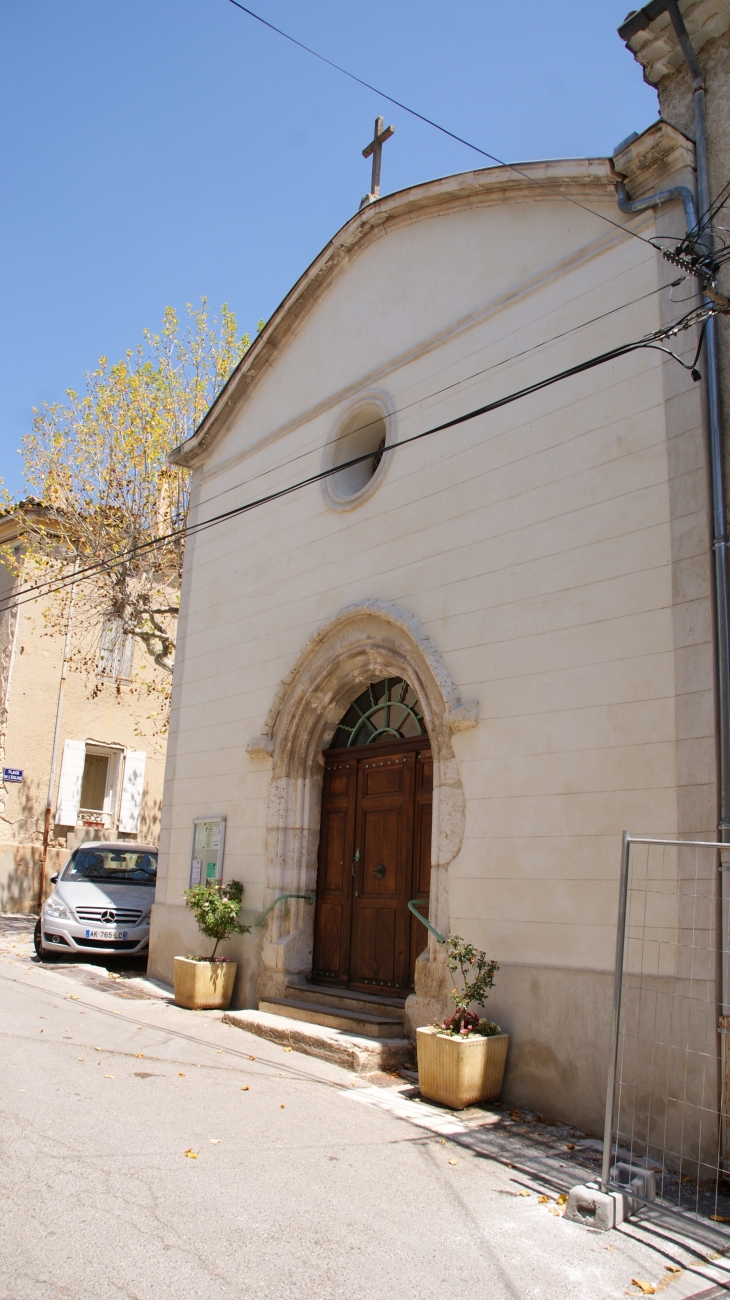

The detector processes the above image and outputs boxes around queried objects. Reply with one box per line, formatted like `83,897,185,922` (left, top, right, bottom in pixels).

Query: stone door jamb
246,600,478,1033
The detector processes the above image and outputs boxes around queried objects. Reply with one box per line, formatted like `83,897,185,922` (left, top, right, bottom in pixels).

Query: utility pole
36,558,78,914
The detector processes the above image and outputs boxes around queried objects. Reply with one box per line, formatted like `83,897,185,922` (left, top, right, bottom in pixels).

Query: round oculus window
322,401,391,509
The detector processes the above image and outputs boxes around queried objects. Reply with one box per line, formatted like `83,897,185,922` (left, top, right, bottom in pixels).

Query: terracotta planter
416,1026,509,1109
174,956,237,1010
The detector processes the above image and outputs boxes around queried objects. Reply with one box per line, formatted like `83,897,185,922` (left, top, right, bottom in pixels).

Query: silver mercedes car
34,841,157,960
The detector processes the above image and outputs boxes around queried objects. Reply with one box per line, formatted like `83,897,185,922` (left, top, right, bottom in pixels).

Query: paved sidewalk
1,916,730,1299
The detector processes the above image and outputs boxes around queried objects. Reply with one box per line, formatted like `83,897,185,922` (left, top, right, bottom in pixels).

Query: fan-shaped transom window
329,677,427,749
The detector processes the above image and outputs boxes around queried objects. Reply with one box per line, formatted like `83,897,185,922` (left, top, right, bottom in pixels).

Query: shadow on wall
5,775,45,843
0,843,68,914
140,795,162,846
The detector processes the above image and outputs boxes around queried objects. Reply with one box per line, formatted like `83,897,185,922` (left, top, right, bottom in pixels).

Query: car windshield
62,848,157,885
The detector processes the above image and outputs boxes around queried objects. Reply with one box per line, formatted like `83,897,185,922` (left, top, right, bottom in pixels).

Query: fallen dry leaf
209,1138,220,1144
710,1215,730,1223
519,1191,531,1197
448,1159,458,1166
69,995,79,1000
77,1057,84,1061
249,1055,256,1061
665,1267,681,1274
135,1053,144,1059
556,1194,568,1206
280,1104,285,1109
538,1196,550,1204
241,1086,249,1091
93,1047,104,1051
216,1050,223,1054
566,1143,576,1150
631,1282,656,1295
284,1047,293,1052
103,1074,115,1079
178,1073,186,1078
548,1207,563,1216
184,1149,198,1159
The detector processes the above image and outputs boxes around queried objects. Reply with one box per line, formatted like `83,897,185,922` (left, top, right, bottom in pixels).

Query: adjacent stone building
0,503,166,909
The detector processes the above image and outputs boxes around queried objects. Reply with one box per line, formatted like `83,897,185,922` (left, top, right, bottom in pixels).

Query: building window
56,740,146,833
79,752,109,815
322,396,393,511
97,619,135,681
329,678,427,749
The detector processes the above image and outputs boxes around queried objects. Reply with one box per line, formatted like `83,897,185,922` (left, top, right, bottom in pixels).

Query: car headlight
44,896,71,921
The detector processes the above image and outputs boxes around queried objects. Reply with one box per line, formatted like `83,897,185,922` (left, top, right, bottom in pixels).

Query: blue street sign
3,768,23,783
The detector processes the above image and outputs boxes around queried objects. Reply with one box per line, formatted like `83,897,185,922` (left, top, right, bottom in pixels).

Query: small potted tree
416,935,508,1109
174,880,251,1011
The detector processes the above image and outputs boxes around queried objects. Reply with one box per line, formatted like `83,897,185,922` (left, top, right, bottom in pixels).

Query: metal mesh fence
602,834,730,1239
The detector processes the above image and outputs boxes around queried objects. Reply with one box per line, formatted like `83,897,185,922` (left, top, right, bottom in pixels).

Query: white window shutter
56,740,86,825
118,750,146,834
119,633,135,680
97,619,119,678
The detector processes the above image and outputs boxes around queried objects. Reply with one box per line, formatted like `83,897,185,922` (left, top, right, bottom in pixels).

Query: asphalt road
1,918,730,1300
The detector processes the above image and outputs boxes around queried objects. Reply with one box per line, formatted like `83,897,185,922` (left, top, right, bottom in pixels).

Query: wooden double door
312,735,432,993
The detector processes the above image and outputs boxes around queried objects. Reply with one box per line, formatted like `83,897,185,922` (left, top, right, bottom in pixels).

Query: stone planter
174,956,237,1010
416,1026,509,1109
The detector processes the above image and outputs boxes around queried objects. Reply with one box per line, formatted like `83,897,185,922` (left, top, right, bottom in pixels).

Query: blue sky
0,0,658,491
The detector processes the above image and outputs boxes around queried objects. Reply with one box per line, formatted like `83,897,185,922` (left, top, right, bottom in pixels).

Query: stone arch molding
248,599,477,1021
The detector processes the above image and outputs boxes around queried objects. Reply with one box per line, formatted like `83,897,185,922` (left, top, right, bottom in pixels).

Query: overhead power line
3,288,695,612
196,269,685,514
0,303,712,620
226,0,663,252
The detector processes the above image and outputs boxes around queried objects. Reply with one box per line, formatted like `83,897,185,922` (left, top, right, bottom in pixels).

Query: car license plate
85,929,128,940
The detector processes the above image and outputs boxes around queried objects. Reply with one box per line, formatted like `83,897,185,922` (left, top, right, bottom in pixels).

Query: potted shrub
416,935,508,1109
174,879,251,1011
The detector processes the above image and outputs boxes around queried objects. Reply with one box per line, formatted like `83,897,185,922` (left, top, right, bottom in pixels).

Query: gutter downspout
664,0,730,1175
618,0,730,1158
663,4,730,855
615,180,697,232
37,558,78,914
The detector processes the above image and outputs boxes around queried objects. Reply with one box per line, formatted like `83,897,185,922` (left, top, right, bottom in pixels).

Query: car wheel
33,919,55,961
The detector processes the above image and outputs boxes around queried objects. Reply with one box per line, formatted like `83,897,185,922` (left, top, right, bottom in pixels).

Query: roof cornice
619,0,730,84
169,159,615,469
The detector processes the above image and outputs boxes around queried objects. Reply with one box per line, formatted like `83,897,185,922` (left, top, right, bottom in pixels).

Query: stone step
259,995,405,1039
223,1009,413,1074
285,981,407,1019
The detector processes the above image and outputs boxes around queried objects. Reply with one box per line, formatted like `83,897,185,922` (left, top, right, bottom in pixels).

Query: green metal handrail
255,893,315,928
408,899,447,944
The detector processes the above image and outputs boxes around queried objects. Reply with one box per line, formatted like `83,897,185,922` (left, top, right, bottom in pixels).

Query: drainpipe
618,0,730,1155
615,180,697,232
37,558,78,914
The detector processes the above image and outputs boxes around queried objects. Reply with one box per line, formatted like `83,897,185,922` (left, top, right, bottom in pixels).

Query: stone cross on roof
360,116,395,210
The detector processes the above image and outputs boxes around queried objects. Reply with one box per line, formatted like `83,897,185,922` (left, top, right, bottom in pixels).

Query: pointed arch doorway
312,678,432,994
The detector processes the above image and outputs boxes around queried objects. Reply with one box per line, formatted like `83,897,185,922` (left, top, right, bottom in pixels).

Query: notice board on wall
190,816,226,887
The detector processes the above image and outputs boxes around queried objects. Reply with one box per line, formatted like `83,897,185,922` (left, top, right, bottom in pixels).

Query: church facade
148,122,716,1133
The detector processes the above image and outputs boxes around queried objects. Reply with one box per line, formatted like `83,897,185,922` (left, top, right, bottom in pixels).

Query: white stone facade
150,138,716,1132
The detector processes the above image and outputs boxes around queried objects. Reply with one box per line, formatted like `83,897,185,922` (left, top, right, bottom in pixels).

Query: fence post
601,830,631,1191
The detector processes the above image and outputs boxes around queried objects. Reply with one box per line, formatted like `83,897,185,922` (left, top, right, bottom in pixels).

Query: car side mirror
50,873,59,884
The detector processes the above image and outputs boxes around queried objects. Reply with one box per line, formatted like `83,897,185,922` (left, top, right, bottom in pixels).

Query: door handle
352,849,360,877
373,863,386,879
